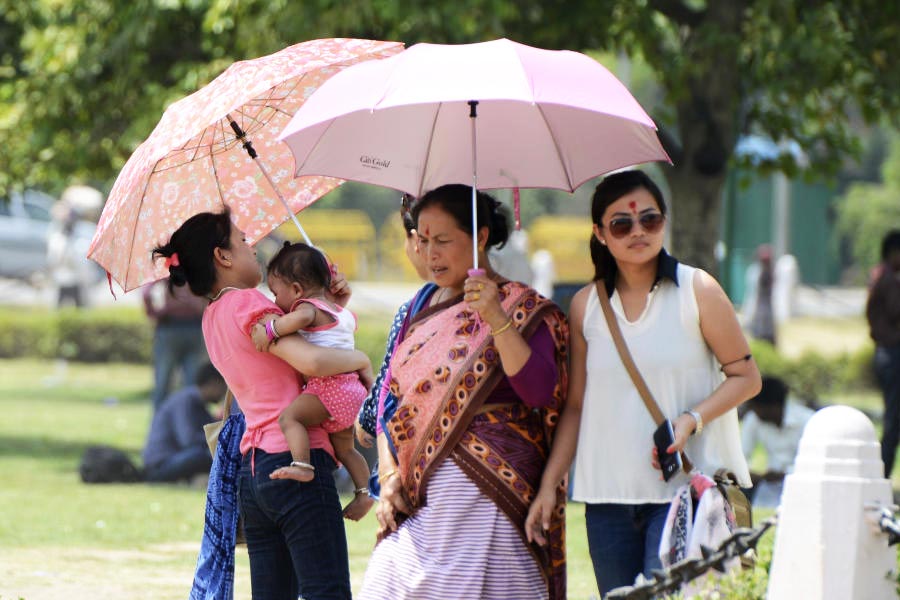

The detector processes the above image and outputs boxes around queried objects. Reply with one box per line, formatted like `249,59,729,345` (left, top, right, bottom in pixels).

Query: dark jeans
877,343,900,476
143,446,211,482
152,319,206,411
585,502,670,597
238,449,351,600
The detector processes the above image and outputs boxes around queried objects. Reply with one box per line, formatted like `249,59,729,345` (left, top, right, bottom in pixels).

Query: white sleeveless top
295,299,357,351
571,264,750,504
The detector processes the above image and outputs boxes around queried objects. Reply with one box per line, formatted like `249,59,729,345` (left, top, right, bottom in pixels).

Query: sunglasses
604,212,665,239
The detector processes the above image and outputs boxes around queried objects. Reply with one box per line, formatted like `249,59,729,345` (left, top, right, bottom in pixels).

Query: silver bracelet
683,409,704,435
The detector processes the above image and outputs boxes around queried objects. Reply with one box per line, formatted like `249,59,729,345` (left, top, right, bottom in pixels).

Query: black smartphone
653,420,683,482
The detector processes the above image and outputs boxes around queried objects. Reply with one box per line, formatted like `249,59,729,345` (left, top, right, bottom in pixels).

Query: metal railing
605,516,777,599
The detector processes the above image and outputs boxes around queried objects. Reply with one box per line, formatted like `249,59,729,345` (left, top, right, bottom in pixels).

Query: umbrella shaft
227,113,312,247
469,101,479,270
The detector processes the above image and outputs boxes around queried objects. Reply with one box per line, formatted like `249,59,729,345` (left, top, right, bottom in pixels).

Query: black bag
79,445,143,483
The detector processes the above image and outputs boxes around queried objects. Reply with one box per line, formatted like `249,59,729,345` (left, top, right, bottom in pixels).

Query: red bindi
424,225,430,236
628,201,637,214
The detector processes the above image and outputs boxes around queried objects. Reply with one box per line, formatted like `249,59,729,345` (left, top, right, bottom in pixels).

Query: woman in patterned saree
359,184,569,600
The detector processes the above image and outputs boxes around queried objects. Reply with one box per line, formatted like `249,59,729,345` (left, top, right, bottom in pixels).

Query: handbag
595,282,752,531
204,388,234,457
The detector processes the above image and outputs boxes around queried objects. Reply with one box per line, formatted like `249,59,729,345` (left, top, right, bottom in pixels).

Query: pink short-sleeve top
202,288,334,459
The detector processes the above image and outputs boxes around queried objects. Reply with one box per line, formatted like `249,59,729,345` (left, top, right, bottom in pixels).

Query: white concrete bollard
767,405,897,600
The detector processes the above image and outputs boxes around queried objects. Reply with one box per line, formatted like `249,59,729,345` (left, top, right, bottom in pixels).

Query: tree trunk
663,168,727,275
659,0,746,276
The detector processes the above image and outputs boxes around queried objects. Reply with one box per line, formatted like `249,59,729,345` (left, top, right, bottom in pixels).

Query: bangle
683,409,704,435
265,319,281,343
492,319,514,336
378,468,398,484
354,487,370,496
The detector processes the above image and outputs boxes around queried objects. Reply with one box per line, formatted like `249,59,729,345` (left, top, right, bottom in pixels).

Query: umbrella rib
188,134,201,163
535,103,576,192
418,102,444,197
209,130,229,212
216,117,229,156
121,169,157,291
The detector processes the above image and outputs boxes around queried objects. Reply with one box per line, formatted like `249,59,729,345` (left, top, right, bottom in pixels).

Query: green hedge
0,306,391,366
0,307,875,397
750,338,877,401
0,307,153,363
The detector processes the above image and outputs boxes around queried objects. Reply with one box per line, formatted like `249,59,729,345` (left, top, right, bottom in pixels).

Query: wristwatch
683,409,704,436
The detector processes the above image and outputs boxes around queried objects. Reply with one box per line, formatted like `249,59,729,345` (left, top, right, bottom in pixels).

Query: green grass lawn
0,343,886,599
0,358,607,599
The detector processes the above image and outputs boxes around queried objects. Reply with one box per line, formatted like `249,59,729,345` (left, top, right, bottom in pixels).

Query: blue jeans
238,449,351,600
877,343,900,476
584,502,670,596
143,446,211,482
152,319,206,411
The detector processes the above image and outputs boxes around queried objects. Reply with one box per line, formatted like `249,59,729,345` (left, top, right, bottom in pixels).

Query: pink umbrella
278,38,670,268
88,38,404,293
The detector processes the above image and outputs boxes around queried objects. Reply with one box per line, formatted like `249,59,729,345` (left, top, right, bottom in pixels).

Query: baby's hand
330,270,352,307
250,323,271,352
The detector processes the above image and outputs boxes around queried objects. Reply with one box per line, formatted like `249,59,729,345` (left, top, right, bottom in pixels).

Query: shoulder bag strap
595,281,693,473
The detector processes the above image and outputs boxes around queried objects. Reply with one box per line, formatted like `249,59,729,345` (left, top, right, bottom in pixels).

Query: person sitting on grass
142,362,226,483
740,375,815,507
251,242,374,521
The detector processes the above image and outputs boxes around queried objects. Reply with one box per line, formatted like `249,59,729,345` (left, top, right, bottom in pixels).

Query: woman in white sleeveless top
525,170,760,596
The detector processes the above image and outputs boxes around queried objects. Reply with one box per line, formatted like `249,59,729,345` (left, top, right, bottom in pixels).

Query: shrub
748,339,786,380
843,344,877,390
0,310,57,359
0,306,391,366
782,351,847,402
55,308,153,363
0,306,152,363
748,339,878,401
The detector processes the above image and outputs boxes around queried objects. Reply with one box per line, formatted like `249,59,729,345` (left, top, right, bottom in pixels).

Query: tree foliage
835,134,900,278
2,1,898,270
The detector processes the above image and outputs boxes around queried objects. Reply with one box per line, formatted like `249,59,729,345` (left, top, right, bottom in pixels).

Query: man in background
142,362,225,483
867,230,900,478
142,277,208,412
741,375,815,507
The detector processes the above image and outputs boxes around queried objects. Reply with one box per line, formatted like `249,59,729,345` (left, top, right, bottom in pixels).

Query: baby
252,242,373,520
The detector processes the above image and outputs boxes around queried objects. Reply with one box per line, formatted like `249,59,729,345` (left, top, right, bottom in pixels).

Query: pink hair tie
164,253,180,269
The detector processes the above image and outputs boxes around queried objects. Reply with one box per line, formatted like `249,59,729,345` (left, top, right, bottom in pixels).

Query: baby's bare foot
269,461,315,483
343,493,375,521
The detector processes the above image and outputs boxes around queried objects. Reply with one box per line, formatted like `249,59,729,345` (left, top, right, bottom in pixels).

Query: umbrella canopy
278,38,670,198
88,37,404,293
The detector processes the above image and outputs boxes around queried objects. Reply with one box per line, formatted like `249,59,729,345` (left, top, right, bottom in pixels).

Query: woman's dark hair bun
168,263,187,287
151,208,233,298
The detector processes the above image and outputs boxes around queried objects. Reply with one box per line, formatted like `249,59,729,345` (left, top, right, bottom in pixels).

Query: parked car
0,189,100,291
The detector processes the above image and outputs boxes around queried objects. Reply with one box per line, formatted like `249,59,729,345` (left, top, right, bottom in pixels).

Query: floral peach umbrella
88,37,403,293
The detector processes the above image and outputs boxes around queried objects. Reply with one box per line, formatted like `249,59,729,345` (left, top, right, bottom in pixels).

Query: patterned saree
385,281,569,599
